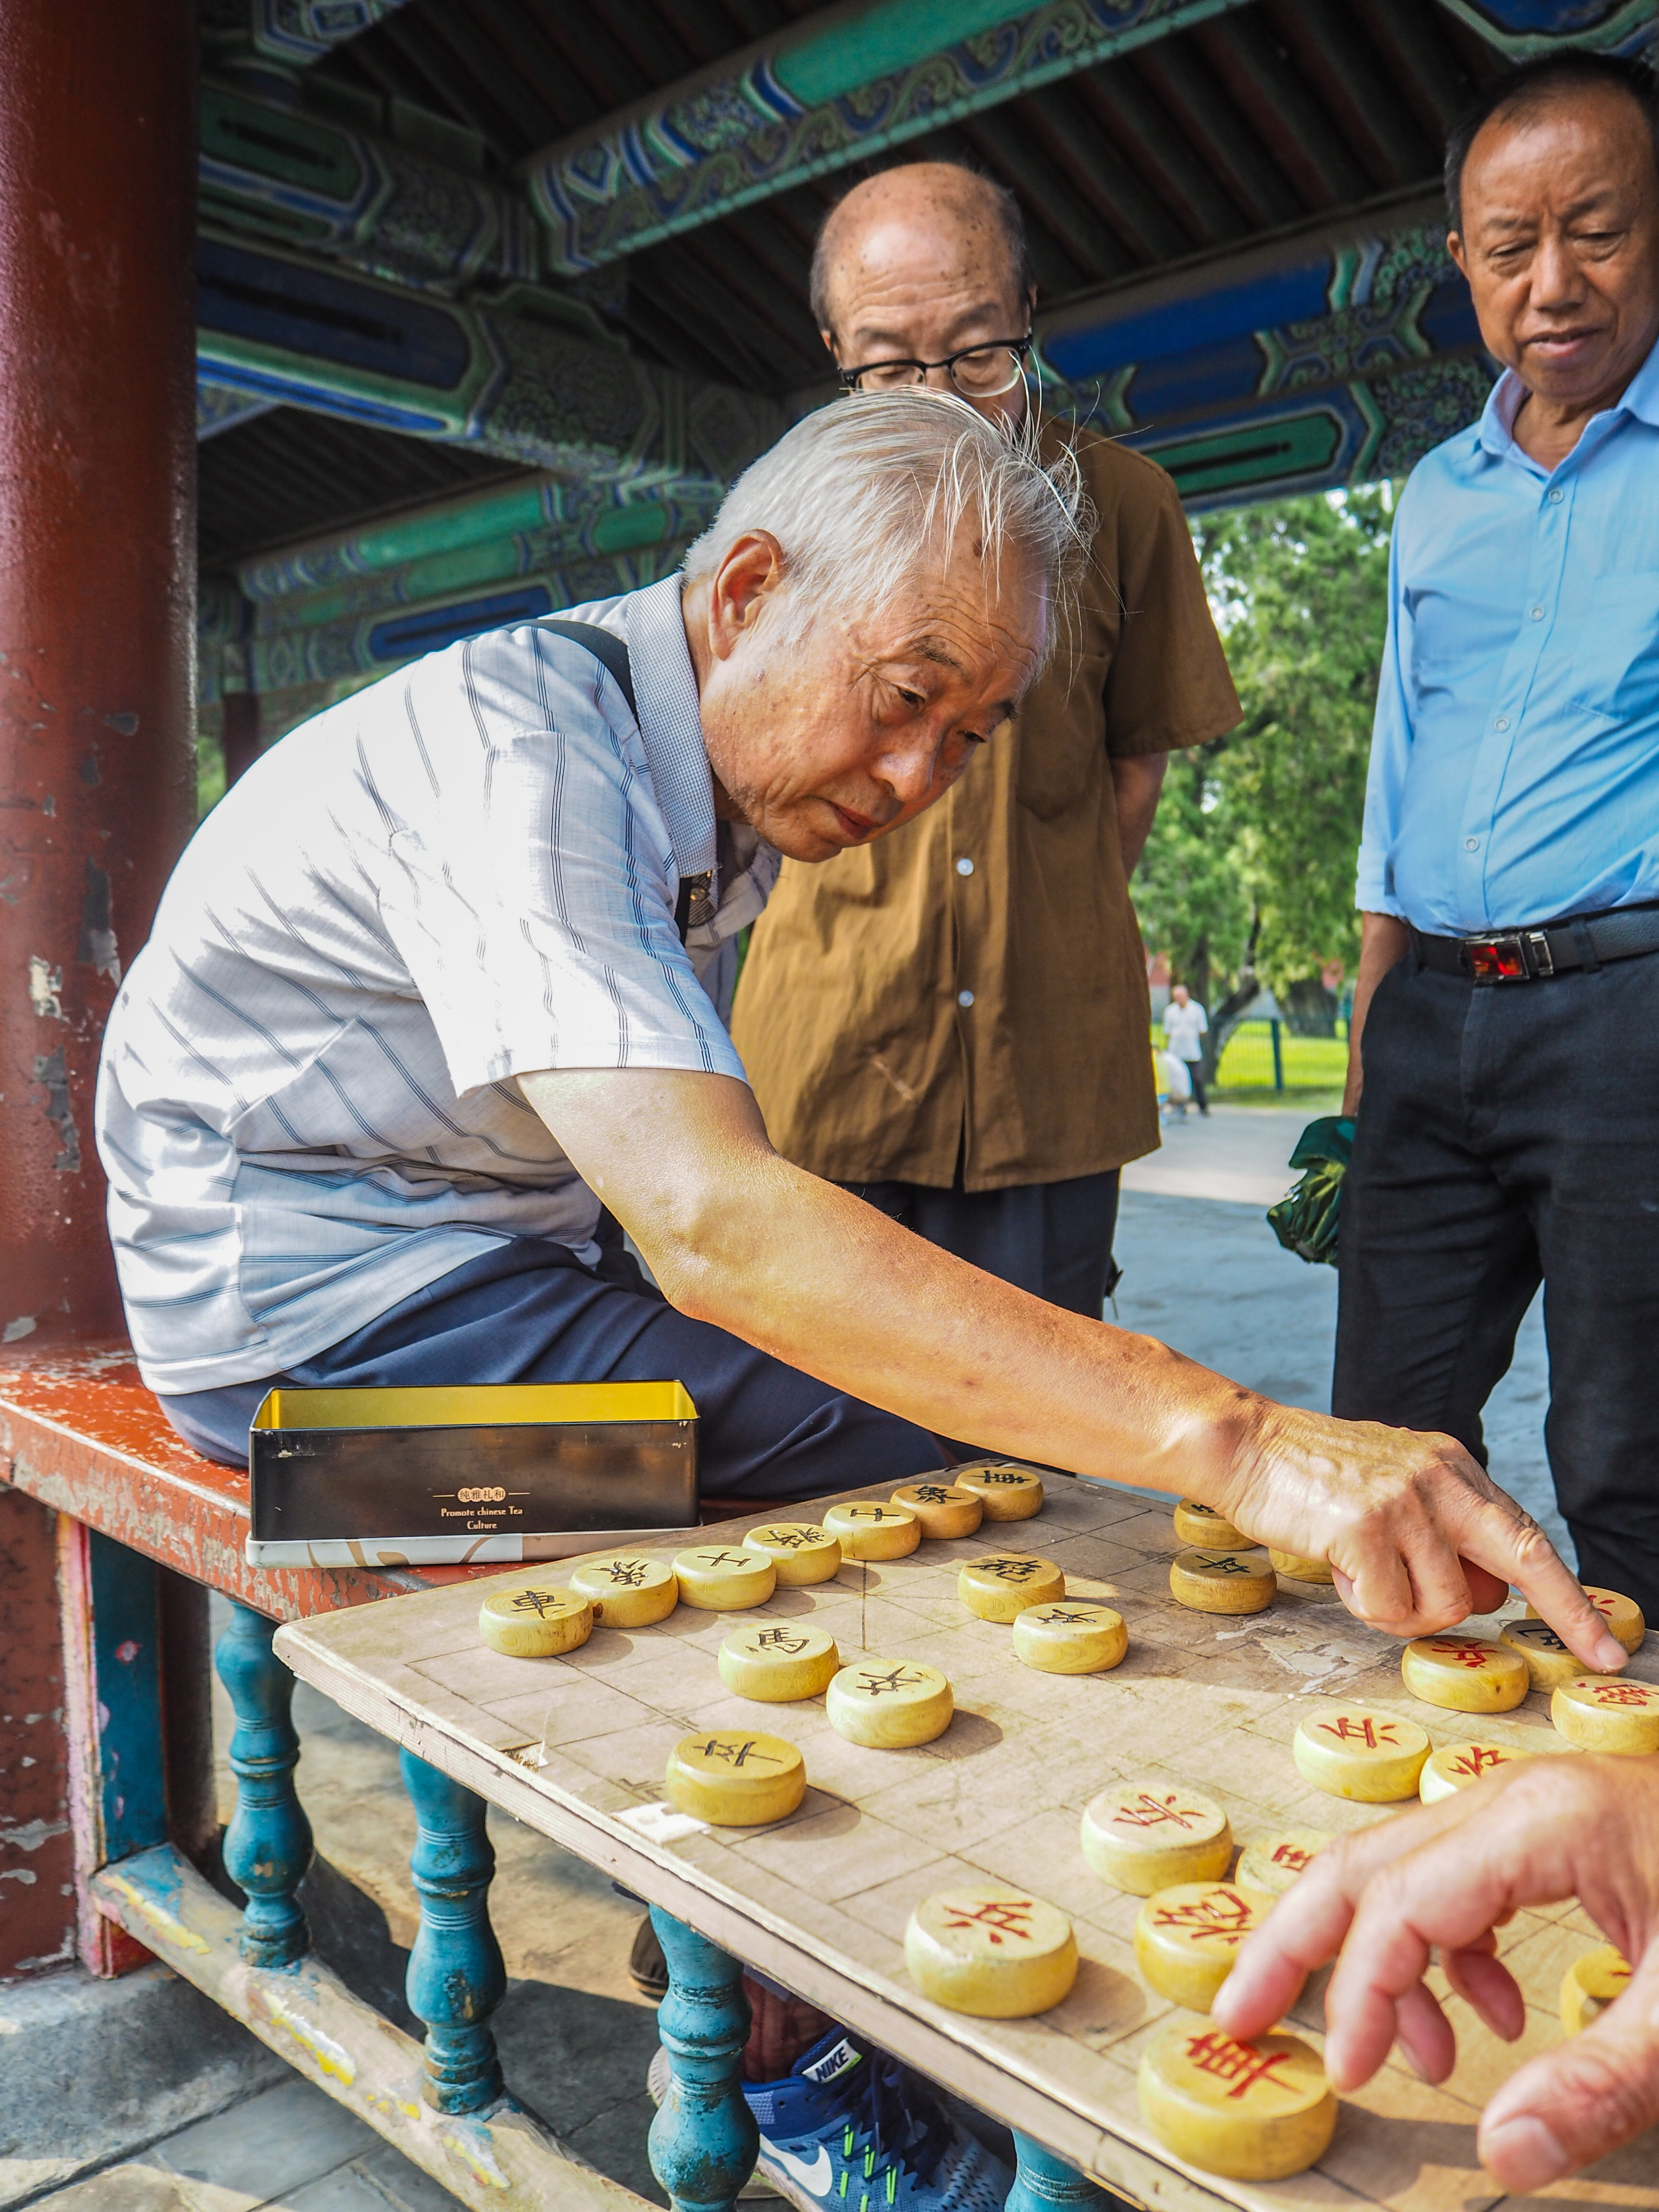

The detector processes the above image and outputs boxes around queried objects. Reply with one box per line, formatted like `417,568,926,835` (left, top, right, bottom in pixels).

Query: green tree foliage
1135,484,1395,1044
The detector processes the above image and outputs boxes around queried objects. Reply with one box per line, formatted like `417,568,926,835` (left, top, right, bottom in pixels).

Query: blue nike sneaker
742,2027,1014,2212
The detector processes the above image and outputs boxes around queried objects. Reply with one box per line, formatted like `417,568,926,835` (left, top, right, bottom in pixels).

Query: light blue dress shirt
1357,333,1659,934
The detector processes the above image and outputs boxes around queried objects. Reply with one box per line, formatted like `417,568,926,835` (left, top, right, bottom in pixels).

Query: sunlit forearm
523,1065,1254,1496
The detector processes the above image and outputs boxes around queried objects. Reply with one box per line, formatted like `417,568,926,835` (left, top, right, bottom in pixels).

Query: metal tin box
247,1381,698,1569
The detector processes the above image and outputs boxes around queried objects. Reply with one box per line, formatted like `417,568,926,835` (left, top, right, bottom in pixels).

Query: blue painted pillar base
1007,2131,1114,2211
215,1602,313,1968
401,1748,506,2113
648,1908,757,2212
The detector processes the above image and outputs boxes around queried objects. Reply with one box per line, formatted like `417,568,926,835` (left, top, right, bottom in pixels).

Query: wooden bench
0,1342,654,2211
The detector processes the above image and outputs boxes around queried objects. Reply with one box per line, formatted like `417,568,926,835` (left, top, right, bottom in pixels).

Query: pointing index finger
1466,1500,1627,1671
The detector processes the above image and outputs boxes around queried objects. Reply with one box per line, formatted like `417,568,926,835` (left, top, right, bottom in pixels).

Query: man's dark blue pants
1333,950,1659,1618
163,1233,944,1499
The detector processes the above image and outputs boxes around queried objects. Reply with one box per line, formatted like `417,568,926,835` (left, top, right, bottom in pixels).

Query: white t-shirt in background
1163,998,1209,1062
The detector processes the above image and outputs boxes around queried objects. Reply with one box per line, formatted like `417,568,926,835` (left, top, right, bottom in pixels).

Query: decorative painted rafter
1034,200,1497,509
235,472,722,612
195,234,783,491
520,0,1255,276
200,536,703,720
1440,0,1659,60
201,0,416,70
200,82,545,298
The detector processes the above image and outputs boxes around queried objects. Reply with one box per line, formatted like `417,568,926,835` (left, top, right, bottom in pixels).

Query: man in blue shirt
1339,50,1659,1617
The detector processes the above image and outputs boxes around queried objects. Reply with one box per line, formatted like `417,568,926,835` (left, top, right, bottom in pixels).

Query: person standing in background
1162,980,1210,1115
732,161,1239,1320
1336,51,1659,1619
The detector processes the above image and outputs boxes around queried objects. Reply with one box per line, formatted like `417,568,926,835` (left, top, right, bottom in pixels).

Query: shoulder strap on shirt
536,617,637,717
536,616,706,945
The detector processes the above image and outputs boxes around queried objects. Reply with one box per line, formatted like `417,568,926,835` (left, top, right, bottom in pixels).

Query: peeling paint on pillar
78,857,121,985
0,0,197,1341
32,1046,82,1173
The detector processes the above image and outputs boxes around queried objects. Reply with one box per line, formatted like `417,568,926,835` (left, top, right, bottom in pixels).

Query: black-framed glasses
837,333,1033,399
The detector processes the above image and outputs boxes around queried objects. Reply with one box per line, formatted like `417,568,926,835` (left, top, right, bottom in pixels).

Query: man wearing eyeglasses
733,161,1239,1338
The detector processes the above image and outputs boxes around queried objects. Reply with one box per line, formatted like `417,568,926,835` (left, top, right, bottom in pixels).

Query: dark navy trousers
162,1232,944,1502
1334,950,1659,1617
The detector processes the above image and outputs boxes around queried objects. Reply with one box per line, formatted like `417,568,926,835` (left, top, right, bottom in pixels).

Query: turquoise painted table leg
648,1908,757,2212
401,1748,506,2113
1007,2132,1114,2211
215,1602,312,1968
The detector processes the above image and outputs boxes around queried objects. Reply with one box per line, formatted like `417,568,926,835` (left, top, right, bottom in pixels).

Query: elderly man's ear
707,530,788,659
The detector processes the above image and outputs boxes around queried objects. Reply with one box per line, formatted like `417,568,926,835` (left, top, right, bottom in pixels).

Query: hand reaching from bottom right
1213,1755,1659,2190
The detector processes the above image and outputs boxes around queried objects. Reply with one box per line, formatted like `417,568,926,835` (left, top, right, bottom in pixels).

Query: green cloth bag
1266,1115,1355,1266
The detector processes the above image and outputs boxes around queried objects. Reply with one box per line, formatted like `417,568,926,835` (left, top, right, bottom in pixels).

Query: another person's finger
1477,1952,1659,2189
1392,1977,1456,2086
1216,1775,1556,2059
1213,1803,1483,2041
1441,1941,1525,2044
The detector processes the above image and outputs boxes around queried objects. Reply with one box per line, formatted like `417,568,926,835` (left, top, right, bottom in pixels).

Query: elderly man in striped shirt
97,386,1623,2212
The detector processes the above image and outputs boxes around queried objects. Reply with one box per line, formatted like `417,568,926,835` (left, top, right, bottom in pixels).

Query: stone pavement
20,1106,1562,2210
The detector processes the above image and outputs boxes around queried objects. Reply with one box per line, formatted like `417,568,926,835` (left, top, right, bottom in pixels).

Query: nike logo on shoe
766,2141,833,2196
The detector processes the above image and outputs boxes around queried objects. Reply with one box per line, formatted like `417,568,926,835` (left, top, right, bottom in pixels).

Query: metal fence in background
1155,1017,1349,1093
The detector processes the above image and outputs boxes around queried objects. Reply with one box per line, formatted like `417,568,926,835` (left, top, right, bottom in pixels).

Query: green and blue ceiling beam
1034,194,1496,509
204,189,1494,744
516,0,1655,276
193,0,1653,457
195,0,1659,738
195,232,783,490
203,0,418,76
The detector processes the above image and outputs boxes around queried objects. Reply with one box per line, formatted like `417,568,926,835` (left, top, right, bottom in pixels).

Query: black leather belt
1410,902,1659,983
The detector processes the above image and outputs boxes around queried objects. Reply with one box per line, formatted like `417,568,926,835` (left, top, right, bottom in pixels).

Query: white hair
682,390,1088,670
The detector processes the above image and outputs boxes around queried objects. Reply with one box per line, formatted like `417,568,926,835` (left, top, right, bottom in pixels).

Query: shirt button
1465,837,1480,851
956,857,974,876
1548,487,1564,504
1530,606,1544,620
1495,717,1510,731
958,989,974,1008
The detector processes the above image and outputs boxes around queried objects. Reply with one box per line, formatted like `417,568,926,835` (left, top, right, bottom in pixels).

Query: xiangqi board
276,1462,1659,2210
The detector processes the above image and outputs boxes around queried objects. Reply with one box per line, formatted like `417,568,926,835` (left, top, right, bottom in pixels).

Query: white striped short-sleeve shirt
96,577,779,1395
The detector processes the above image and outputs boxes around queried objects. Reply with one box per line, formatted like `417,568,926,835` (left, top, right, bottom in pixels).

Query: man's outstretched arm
519,1065,1622,1668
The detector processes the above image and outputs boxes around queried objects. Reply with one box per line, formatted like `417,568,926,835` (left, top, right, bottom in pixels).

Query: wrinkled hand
1214,1401,1624,1671
1214,1756,1659,2189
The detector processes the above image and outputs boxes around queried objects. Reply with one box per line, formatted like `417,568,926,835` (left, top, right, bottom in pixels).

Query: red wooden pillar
0,0,198,1978
0,1489,75,1978
0,0,198,1347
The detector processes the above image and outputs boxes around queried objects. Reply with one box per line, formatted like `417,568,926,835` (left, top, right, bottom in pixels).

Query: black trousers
1333,950,1659,1617
838,1169,1122,1318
